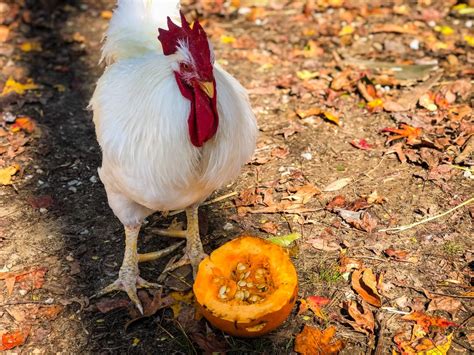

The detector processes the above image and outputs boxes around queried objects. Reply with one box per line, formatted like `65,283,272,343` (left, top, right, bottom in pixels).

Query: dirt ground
0,0,473,353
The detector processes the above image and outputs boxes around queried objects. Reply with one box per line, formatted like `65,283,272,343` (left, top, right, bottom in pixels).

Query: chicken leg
154,205,207,277
95,225,181,314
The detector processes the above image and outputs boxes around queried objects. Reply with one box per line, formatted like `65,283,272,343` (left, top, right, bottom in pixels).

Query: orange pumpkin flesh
193,236,298,337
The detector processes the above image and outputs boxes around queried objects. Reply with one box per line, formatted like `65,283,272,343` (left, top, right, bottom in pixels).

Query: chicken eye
181,63,191,71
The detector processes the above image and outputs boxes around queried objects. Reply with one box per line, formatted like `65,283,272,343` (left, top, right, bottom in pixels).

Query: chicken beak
199,81,215,98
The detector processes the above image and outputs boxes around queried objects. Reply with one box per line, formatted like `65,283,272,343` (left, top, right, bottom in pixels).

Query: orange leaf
5,277,16,296
307,296,331,320
344,300,375,334
11,116,36,133
294,325,345,355
382,124,422,145
0,330,28,351
351,268,382,307
296,108,340,126
401,311,458,333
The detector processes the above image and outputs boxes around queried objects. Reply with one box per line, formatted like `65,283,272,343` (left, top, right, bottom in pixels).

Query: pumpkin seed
234,290,245,300
237,280,247,287
256,284,266,290
243,290,250,299
244,271,251,279
219,285,228,296
237,262,247,271
248,295,261,303
246,282,254,288
239,272,246,280
256,268,266,275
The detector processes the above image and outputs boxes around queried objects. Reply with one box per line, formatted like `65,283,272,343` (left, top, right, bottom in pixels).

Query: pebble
89,175,98,183
409,39,420,50
223,222,234,231
301,152,312,160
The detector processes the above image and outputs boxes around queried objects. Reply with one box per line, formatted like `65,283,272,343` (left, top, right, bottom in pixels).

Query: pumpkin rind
193,236,298,337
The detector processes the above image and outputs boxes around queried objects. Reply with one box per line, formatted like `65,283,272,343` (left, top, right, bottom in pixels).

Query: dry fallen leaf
0,164,20,185
10,116,36,133
100,10,113,19
383,124,423,145
296,107,340,126
336,209,377,233
294,325,344,355
303,296,331,320
0,266,48,296
427,296,462,315
1,77,39,96
401,311,458,333
0,329,29,351
283,184,320,204
344,300,375,334
20,41,42,52
351,268,382,307
350,139,373,150
383,72,442,112
323,178,351,192
259,221,278,234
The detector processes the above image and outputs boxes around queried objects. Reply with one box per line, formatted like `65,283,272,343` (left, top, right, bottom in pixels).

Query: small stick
379,196,474,233
169,192,237,216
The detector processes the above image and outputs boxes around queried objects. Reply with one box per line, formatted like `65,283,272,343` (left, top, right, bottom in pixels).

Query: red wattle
175,73,219,147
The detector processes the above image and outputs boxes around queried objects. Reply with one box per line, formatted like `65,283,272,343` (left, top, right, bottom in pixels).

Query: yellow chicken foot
95,225,176,314
161,205,207,278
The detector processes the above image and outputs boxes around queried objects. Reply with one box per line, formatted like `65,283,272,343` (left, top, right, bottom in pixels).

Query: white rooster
90,0,257,312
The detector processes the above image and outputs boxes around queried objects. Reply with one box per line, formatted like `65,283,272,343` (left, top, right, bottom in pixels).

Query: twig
379,196,474,233
427,291,474,299
169,192,237,216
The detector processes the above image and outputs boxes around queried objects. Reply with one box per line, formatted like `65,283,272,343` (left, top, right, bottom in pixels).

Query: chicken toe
95,225,160,314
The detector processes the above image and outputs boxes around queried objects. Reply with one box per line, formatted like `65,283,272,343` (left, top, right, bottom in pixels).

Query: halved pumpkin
193,236,298,337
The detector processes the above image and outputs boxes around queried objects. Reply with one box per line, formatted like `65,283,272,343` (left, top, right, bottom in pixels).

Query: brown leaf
344,300,375,334
384,248,409,261
27,195,53,209
191,331,227,354
96,298,130,313
351,268,382,307
323,178,351,192
336,209,377,233
271,145,290,159
284,183,320,204
326,195,346,211
259,221,278,234
0,25,9,42
427,296,462,315
0,266,48,295
294,325,345,355
384,142,406,163
339,256,363,273
383,72,442,112
307,237,340,251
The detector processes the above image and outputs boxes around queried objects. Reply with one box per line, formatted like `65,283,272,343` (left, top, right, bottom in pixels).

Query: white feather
91,2,257,226
101,0,181,64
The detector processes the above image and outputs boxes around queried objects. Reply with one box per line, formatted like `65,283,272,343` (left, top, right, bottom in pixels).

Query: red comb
158,11,210,60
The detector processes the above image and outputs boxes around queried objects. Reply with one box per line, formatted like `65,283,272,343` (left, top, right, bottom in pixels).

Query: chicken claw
96,269,159,315
94,225,161,314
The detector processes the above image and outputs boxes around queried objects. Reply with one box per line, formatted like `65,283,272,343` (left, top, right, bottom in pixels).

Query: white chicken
90,0,257,313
